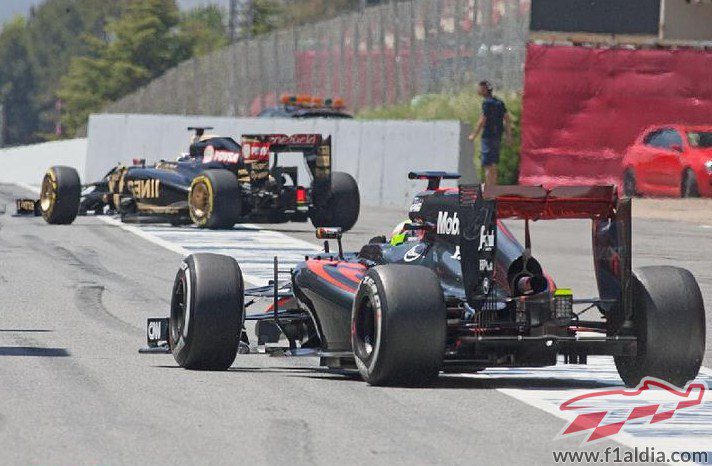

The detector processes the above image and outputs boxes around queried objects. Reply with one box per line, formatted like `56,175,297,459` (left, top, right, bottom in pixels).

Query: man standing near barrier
469,81,513,186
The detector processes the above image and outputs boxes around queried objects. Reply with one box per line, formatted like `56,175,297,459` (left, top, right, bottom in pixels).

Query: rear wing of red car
459,184,632,325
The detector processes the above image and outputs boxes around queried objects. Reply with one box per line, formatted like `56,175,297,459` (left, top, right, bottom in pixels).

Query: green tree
0,17,39,145
241,0,283,37
59,0,189,136
25,0,120,139
179,5,229,57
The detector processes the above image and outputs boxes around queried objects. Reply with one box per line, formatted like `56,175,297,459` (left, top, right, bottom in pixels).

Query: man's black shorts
481,137,501,167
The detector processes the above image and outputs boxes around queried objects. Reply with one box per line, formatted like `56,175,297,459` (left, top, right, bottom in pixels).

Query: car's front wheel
614,266,705,387
170,253,244,370
351,265,446,386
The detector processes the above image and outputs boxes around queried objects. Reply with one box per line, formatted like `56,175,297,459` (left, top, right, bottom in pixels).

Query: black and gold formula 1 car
28,128,360,230
142,172,705,388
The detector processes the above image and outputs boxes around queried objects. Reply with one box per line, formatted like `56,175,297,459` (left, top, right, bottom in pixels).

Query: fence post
434,0,443,93
481,0,493,83
293,24,300,94
326,24,334,98
408,0,417,98
379,5,388,105
310,23,321,96
454,0,464,89
351,15,360,109
393,0,402,103
422,0,432,93
273,31,280,105
366,13,374,107
339,15,347,100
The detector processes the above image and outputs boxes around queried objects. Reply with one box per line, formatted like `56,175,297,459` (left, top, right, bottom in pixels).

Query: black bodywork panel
282,181,633,368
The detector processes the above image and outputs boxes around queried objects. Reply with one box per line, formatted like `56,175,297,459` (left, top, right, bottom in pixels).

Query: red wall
520,44,712,186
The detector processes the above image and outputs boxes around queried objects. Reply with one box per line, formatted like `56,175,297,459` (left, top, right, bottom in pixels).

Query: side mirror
315,227,342,239
316,227,344,259
671,144,683,153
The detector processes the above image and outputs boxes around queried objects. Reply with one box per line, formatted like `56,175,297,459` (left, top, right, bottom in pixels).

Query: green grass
357,89,522,184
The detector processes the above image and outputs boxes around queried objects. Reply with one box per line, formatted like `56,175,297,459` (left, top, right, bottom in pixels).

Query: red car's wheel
681,169,700,198
623,169,637,197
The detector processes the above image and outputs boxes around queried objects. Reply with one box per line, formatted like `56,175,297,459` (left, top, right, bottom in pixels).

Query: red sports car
622,125,712,197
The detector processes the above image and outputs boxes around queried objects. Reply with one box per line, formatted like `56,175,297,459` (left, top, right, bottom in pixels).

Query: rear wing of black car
240,134,332,192
459,184,632,325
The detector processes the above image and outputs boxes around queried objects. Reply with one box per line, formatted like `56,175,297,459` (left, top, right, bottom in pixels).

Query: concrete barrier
0,139,87,186
0,115,476,208
86,114,475,208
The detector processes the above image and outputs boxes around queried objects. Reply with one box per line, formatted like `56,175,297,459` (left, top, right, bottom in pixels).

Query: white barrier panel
86,114,475,208
0,139,87,186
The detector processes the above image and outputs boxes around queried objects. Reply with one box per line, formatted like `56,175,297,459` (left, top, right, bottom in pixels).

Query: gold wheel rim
190,181,211,221
40,174,55,212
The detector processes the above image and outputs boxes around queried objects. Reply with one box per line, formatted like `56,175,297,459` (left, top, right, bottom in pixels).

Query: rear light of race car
553,288,574,320
296,187,307,204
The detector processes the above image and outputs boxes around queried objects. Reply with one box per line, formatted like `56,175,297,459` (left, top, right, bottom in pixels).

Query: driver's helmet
390,219,415,246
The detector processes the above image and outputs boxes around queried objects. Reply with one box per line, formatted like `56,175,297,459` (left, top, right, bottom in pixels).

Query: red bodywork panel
306,259,366,294
241,134,325,163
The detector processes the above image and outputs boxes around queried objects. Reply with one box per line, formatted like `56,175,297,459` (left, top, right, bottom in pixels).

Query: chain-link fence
107,0,529,117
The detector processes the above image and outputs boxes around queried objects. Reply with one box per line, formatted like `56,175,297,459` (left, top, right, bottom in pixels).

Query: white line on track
97,216,318,285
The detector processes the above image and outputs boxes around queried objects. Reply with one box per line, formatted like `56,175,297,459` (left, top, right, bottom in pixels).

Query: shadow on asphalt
0,346,69,357
0,329,53,332
153,363,618,390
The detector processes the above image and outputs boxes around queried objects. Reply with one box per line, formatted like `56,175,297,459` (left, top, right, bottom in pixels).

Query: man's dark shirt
482,96,506,139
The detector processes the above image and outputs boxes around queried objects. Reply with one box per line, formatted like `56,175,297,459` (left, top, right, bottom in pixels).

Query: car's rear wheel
310,171,360,231
351,265,446,386
189,170,242,229
614,266,705,388
623,169,637,197
681,169,699,198
170,253,244,370
40,166,81,225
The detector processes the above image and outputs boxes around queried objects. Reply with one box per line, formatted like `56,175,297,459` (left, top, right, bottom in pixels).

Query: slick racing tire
40,166,81,225
189,170,242,229
681,169,700,198
614,266,705,388
310,171,360,232
351,265,446,386
170,253,245,370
